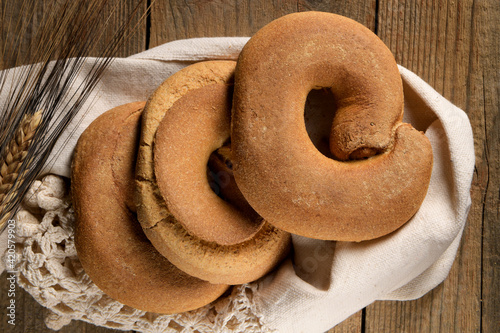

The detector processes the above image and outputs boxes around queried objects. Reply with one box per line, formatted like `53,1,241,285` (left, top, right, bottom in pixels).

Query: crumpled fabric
0,37,474,333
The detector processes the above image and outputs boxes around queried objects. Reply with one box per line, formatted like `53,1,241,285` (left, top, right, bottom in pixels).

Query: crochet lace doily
8,174,272,332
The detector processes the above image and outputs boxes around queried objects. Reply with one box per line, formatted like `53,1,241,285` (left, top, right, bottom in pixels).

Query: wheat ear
0,110,42,228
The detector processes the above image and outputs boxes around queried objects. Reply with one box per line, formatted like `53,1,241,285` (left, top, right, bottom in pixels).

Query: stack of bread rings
71,12,433,315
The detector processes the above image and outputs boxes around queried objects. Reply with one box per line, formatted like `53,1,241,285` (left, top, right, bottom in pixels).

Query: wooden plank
0,0,146,70
474,1,500,332
90,0,148,58
149,0,376,46
0,1,147,332
365,0,495,332
327,311,363,333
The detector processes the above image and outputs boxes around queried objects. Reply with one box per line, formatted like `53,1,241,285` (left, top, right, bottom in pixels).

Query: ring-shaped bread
135,61,291,285
71,102,228,314
231,12,434,241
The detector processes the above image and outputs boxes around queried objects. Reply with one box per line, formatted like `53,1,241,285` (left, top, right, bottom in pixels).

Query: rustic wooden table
0,0,498,332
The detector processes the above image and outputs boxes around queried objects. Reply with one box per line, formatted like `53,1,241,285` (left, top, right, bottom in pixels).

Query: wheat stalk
0,0,150,232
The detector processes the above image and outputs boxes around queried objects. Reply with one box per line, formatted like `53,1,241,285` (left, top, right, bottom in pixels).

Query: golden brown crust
135,61,238,228
71,102,228,314
135,61,291,284
154,83,263,245
231,12,433,241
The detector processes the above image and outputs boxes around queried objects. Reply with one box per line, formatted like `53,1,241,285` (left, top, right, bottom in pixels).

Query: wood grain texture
473,1,500,332
0,0,498,332
366,1,498,333
0,0,147,69
149,0,376,46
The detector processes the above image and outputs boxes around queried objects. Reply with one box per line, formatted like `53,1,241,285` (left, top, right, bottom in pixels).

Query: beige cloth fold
0,37,474,333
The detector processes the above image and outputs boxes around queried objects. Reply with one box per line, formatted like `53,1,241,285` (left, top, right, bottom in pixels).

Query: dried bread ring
135,61,291,285
71,102,228,314
231,12,433,241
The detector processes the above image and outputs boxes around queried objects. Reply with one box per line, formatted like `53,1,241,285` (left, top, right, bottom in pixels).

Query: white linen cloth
0,37,475,332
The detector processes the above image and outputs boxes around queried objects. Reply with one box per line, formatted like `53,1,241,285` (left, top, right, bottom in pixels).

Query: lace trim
9,175,273,332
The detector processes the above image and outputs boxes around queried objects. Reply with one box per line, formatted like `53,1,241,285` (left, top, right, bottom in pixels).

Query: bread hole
304,88,337,159
207,140,233,202
206,141,259,220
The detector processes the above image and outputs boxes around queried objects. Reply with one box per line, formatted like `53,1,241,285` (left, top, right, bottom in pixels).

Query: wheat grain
0,110,42,228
